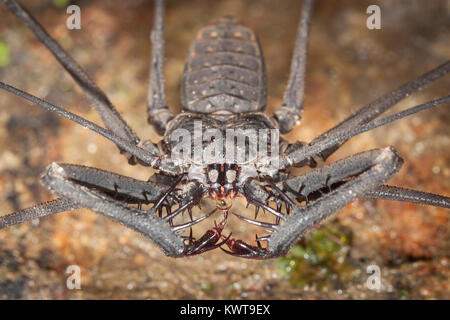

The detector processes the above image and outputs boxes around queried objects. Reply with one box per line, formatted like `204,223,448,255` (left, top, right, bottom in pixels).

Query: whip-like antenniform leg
363,185,450,208
0,1,447,261
0,199,80,229
1,0,163,160
147,0,174,135
309,61,450,161
276,61,450,211
274,0,314,133
281,61,450,169
0,82,180,174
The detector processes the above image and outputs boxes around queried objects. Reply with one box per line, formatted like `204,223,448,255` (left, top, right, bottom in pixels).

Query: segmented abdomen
181,17,266,113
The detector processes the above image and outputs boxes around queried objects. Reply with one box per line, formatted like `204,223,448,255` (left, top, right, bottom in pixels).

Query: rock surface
0,0,448,299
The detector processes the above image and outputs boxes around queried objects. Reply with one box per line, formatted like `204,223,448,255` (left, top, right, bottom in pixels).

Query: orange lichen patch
375,203,448,260
46,212,109,267
131,253,148,268
336,200,367,225
397,156,448,193
119,235,130,245
51,230,69,254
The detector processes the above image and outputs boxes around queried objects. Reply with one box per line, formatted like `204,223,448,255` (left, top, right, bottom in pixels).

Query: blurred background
0,0,448,299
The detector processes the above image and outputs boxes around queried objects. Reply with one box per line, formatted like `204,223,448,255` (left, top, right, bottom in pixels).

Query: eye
208,169,219,183
226,169,236,183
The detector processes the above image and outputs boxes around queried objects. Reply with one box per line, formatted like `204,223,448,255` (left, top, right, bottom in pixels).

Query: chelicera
0,0,449,259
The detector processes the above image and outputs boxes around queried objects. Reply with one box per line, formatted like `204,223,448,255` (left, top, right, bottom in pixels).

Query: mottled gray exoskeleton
0,0,449,259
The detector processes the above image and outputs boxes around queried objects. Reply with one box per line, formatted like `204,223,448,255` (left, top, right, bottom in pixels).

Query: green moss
0,41,10,67
276,226,357,288
397,289,409,299
200,282,213,294
53,0,70,8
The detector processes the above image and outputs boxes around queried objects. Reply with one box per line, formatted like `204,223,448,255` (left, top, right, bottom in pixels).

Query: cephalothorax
0,0,449,259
